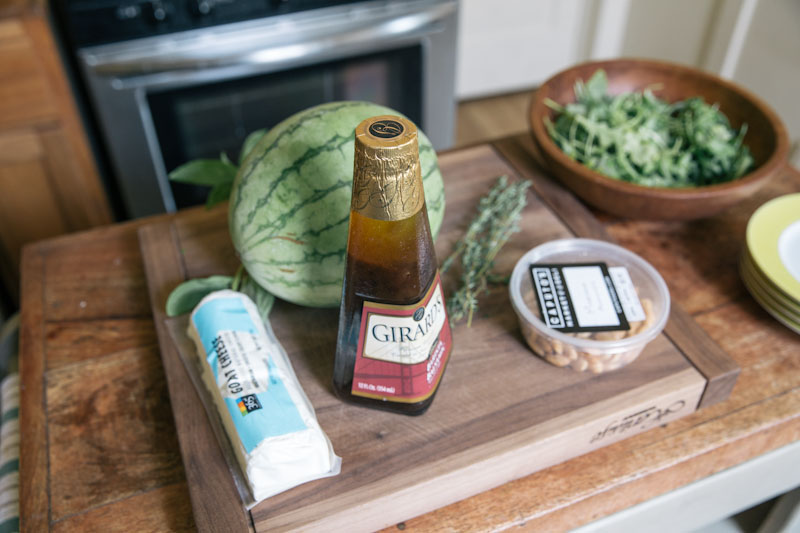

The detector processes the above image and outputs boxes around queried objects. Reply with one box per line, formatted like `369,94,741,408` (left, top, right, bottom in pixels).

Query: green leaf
544,68,753,188
240,276,275,324
543,98,564,113
165,276,233,316
239,129,268,164
169,159,237,187
206,181,233,209
585,69,608,101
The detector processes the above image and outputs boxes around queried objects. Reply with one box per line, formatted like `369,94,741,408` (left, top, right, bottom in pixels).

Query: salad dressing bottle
332,115,453,415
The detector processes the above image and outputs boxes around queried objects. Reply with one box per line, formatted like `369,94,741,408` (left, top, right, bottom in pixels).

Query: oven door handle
82,1,456,78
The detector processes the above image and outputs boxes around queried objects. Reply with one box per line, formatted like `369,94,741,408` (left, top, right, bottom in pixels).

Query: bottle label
351,272,453,403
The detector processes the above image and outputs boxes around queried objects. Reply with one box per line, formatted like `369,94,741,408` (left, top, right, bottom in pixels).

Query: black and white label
609,266,647,322
530,263,630,333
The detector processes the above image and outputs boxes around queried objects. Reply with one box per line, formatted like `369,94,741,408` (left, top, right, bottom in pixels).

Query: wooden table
19,135,800,532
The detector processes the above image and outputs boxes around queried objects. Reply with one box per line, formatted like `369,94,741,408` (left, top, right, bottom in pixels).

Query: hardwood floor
454,89,534,148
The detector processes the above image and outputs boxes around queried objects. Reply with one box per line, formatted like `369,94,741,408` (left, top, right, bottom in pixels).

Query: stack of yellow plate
740,193,800,334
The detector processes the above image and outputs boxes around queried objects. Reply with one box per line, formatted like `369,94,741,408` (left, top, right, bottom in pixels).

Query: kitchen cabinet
0,8,112,307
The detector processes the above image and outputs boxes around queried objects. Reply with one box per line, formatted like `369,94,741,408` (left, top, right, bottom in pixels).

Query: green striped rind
229,101,445,308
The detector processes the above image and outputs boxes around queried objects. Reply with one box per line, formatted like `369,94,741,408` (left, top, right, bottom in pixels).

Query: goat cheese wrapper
187,290,340,502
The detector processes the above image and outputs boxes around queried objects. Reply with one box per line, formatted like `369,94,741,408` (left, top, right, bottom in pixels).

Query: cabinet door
0,15,113,306
0,128,92,302
0,19,58,129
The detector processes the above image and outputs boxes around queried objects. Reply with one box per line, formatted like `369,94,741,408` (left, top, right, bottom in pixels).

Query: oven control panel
53,0,366,47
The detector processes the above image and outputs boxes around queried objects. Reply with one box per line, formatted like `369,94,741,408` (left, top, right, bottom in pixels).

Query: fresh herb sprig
442,176,530,326
165,265,275,323
544,69,754,187
168,128,267,209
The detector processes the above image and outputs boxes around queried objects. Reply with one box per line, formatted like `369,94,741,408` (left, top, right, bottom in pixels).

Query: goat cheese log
187,290,340,502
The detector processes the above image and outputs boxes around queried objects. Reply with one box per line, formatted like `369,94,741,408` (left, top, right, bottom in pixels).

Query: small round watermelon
229,101,446,308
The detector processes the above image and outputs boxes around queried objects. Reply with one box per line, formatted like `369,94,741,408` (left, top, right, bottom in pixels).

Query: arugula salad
544,69,754,187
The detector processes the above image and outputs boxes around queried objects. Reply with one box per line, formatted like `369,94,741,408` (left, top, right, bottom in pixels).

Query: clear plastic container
509,239,670,373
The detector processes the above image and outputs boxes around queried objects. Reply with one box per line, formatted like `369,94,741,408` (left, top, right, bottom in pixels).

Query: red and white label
351,273,453,403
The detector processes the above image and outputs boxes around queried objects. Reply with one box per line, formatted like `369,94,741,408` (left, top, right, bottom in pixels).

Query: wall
455,0,588,99
621,0,719,66
730,0,800,165
621,0,800,163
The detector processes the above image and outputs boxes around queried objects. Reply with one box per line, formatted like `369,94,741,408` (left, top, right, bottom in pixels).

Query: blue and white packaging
187,290,340,502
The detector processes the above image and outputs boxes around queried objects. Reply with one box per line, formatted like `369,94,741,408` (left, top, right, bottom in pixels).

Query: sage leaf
165,275,233,316
206,181,233,209
169,159,237,187
239,129,268,164
240,276,275,325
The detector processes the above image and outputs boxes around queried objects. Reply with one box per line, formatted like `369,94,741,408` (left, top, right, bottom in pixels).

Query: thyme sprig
442,175,531,326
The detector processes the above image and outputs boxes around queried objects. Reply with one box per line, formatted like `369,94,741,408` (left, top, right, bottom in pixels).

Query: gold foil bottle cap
351,115,425,221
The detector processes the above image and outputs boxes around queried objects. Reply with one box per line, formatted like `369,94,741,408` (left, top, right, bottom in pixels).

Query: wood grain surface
0,10,112,304
139,222,252,533
139,145,715,531
19,217,193,532
47,344,182,518
18,246,47,533
18,135,800,532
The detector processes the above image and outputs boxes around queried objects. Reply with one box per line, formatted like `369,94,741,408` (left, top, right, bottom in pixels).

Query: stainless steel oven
54,0,458,218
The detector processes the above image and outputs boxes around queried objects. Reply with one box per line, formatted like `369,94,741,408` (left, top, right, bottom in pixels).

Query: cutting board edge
251,367,706,532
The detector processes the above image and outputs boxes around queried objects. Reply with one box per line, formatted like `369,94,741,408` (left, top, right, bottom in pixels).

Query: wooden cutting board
138,143,738,532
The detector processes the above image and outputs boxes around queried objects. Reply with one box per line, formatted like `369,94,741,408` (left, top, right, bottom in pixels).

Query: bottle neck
351,143,425,222
346,207,435,268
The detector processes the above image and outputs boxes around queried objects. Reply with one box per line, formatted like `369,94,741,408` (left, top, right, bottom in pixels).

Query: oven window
148,45,423,209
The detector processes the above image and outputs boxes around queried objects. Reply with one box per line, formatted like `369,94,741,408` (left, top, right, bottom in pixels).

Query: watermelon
229,101,446,308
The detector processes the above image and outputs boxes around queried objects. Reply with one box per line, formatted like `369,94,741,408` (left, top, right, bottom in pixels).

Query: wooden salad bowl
529,58,789,220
